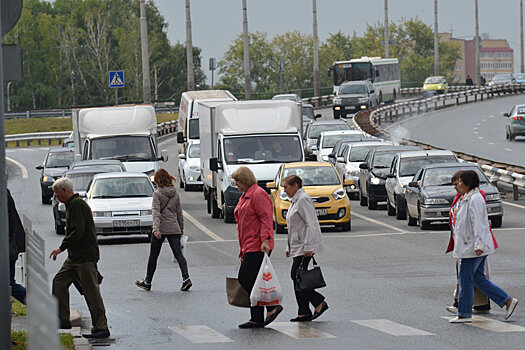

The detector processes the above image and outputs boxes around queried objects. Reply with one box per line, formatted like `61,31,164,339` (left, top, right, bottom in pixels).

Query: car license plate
113,220,140,228
345,106,354,110
315,209,328,217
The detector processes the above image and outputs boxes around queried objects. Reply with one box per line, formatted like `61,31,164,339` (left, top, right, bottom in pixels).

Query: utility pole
384,0,389,58
474,0,480,85
140,0,151,103
434,0,439,75
312,0,320,98
242,0,252,100
186,0,195,91
521,0,524,73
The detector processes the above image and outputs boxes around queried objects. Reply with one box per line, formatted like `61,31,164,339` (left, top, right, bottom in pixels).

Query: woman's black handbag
295,256,326,291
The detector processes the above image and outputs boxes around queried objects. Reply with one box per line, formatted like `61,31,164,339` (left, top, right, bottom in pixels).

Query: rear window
309,124,350,139
399,156,457,177
423,167,488,186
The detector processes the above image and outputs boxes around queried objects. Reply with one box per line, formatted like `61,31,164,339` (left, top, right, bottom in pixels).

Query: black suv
332,80,378,118
36,148,75,204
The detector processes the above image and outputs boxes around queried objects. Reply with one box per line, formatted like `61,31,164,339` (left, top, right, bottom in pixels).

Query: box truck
200,100,304,222
72,105,168,178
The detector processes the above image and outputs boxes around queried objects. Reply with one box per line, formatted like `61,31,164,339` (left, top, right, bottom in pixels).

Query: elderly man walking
49,178,110,339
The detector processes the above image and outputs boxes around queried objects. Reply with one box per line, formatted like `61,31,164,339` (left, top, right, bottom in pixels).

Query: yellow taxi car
422,76,449,94
267,161,352,233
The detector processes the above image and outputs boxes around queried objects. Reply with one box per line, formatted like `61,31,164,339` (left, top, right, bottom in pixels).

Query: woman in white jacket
283,175,328,322
449,170,518,323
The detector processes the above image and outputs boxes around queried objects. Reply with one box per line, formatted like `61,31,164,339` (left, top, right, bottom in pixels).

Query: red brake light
513,115,524,120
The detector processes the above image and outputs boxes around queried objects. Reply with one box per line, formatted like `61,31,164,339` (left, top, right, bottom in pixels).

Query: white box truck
200,100,304,223
72,105,168,178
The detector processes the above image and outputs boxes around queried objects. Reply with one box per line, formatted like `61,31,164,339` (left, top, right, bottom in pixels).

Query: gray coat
152,187,183,235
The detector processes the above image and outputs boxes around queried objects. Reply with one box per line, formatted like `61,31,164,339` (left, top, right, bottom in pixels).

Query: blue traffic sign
109,70,125,88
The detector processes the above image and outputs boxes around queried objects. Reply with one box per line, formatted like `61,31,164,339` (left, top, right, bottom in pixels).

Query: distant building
440,33,514,84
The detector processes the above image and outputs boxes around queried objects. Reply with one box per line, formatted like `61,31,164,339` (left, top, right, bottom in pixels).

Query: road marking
473,131,479,134
269,322,336,339
502,201,525,209
478,137,483,140
352,211,407,233
169,325,233,343
442,316,525,332
353,319,434,336
504,148,513,152
6,156,28,179
473,127,478,130
482,119,487,122
488,142,495,145
182,210,224,241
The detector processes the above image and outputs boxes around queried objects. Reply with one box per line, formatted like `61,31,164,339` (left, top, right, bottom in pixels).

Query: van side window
217,140,223,162
390,157,398,174
83,140,90,160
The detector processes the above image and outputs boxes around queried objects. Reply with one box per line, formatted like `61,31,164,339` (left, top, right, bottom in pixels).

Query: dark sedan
405,163,503,230
36,148,75,204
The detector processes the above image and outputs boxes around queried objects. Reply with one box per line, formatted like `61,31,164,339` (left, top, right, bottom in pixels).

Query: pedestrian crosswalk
352,319,434,336
268,322,336,339
442,316,525,332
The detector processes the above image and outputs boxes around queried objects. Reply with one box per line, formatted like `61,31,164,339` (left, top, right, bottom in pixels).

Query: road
6,132,525,350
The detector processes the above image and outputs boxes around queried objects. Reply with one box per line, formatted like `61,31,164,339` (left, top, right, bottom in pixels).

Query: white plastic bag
173,235,188,264
249,253,283,307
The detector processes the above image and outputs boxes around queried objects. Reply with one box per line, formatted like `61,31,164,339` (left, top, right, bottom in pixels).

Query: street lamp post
242,0,252,100
312,0,320,98
434,0,439,76
7,82,12,112
384,0,389,58
140,0,152,103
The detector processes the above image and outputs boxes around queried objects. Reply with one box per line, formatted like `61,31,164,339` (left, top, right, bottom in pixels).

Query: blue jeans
458,256,510,318
10,260,26,305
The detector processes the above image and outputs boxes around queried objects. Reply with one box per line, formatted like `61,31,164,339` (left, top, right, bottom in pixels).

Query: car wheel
367,198,378,210
506,128,510,140
406,202,417,226
54,214,65,235
179,173,184,188
395,195,406,220
275,221,286,234
222,199,235,223
42,194,49,205
359,190,368,206
418,211,430,230
210,192,220,219
379,92,383,104
393,90,397,101
340,220,351,232
491,216,503,228
386,197,396,216
509,132,515,141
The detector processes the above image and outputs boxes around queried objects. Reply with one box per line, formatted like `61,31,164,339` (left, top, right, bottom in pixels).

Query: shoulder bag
295,256,326,291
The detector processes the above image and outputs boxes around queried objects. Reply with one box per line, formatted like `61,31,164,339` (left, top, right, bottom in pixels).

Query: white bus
328,57,401,103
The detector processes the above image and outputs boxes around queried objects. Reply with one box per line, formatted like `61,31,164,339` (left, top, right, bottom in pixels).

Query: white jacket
452,188,495,259
286,188,324,258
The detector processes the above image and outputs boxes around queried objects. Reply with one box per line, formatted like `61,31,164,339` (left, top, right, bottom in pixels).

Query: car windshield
66,173,101,192
282,166,340,186
425,77,443,84
309,124,350,139
322,134,361,148
273,95,299,102
188,144,200,158
302,106,315,119
223,135,302,164
188,118,199,140
90,135,155,161
339,84,367,95
91,177,153,198
46,152,75,168
72,164,123,172
349,145,384,162
372,152,398,168
423,167,488,186
399,156,457,177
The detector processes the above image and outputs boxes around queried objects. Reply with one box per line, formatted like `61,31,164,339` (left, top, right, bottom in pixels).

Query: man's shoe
238,321,264,329
135,279,151,291
264,305,283,326
449,317,472,323
472,308,490,314
290,315,312,322
82,330,110,339
445,305,458,314
59,322,72,330
312,301,329,320
180,279,192,291
505,298,518,320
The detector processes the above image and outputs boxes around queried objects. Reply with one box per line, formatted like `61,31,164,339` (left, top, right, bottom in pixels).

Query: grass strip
11,331,75,350
12,300,26,316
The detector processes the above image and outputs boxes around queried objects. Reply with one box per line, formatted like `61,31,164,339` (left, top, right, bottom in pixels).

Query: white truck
176,90,237,151
72,105,168,178
200,100,304,223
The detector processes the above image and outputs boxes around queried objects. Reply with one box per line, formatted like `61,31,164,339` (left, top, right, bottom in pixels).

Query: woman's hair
459,170,480,190
52,178,74,192
232,166,257,187
451,170,463,184
283,174,302,188
154,168,176,188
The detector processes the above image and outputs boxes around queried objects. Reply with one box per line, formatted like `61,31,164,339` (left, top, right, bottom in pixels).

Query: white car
315,130,365,162
178,141,203,191
85,172,154,236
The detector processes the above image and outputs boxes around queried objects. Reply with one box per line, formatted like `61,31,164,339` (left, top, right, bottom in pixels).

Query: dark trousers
52,258,108,332
291,255,325,316
10,259,26,305
146,234,189,283
238,251,276,324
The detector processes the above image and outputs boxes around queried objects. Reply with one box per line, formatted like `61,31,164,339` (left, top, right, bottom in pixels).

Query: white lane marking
352,211,407,233
482,119,487,122
182,210,224,241
489,115,495,118
6,156,28,179
169,325,233,343
442,316,525,332
477,123,481,126
504,148,513,152
473,127,479,130
488,142,495,145
473,131,479,135
353,319,434,336
269,322,336,339
502,201,525,209
478,137,483,140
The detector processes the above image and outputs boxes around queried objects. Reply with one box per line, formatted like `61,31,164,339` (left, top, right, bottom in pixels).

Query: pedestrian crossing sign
109,70,125,88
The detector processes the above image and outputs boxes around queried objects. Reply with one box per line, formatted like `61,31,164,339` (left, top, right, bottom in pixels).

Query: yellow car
267,161,352,233
422,76,449,94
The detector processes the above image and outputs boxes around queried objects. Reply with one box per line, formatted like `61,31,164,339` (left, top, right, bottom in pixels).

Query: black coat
8,189,26,263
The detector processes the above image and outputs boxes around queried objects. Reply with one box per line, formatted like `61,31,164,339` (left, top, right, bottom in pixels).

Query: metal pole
115,88,118,106
474,0,480,85
242,0,252,100
7,82,12,112
384,0,389,58
185,0,195,90
434,0,439,75
521,0,524,73
140,0,152,103
312,0,320,98
0,3,12,346
211,70,214,89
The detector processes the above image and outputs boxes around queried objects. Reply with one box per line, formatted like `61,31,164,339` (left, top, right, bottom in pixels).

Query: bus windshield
333,62,372,86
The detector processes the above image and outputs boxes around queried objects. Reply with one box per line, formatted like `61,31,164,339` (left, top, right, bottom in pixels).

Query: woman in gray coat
135,169,192,292
283,175,328,322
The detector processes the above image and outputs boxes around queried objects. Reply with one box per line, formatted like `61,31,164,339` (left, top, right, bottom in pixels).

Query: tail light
513,115,524,120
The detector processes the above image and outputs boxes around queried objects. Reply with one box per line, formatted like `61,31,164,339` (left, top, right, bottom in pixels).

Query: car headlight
486,193,501,201
58,203,66,213
370,176,381,185
189,165,200,171
423,85,428,90
358,97,369,103
333,98,342,104
332,187,346,200
43,176,54,182
93,211,112,217
279,190,291,202
140,210,152,216
150,175,155,182
401,187,406,194
346,170,359,178
229,176,237,188
437,85,442,89
322,155,329,161
423,198,449,205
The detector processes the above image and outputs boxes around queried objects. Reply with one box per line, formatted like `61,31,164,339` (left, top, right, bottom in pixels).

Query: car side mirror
489,176,498,186
176,132,185,144
359,163,368,169
503,113,510,117
36,165,43,170
266,181,277,189
161,149,168,162
336,157,344,163
328,153,335,159
178,154,186,160
370,89,375,94
315,114,322,119
343,179,354,186
209,157,221,171
408,181,419,188
386,173,395,178
308,154,317,161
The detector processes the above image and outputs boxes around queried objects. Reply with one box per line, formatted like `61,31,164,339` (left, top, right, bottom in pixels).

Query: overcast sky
153,0,521,83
